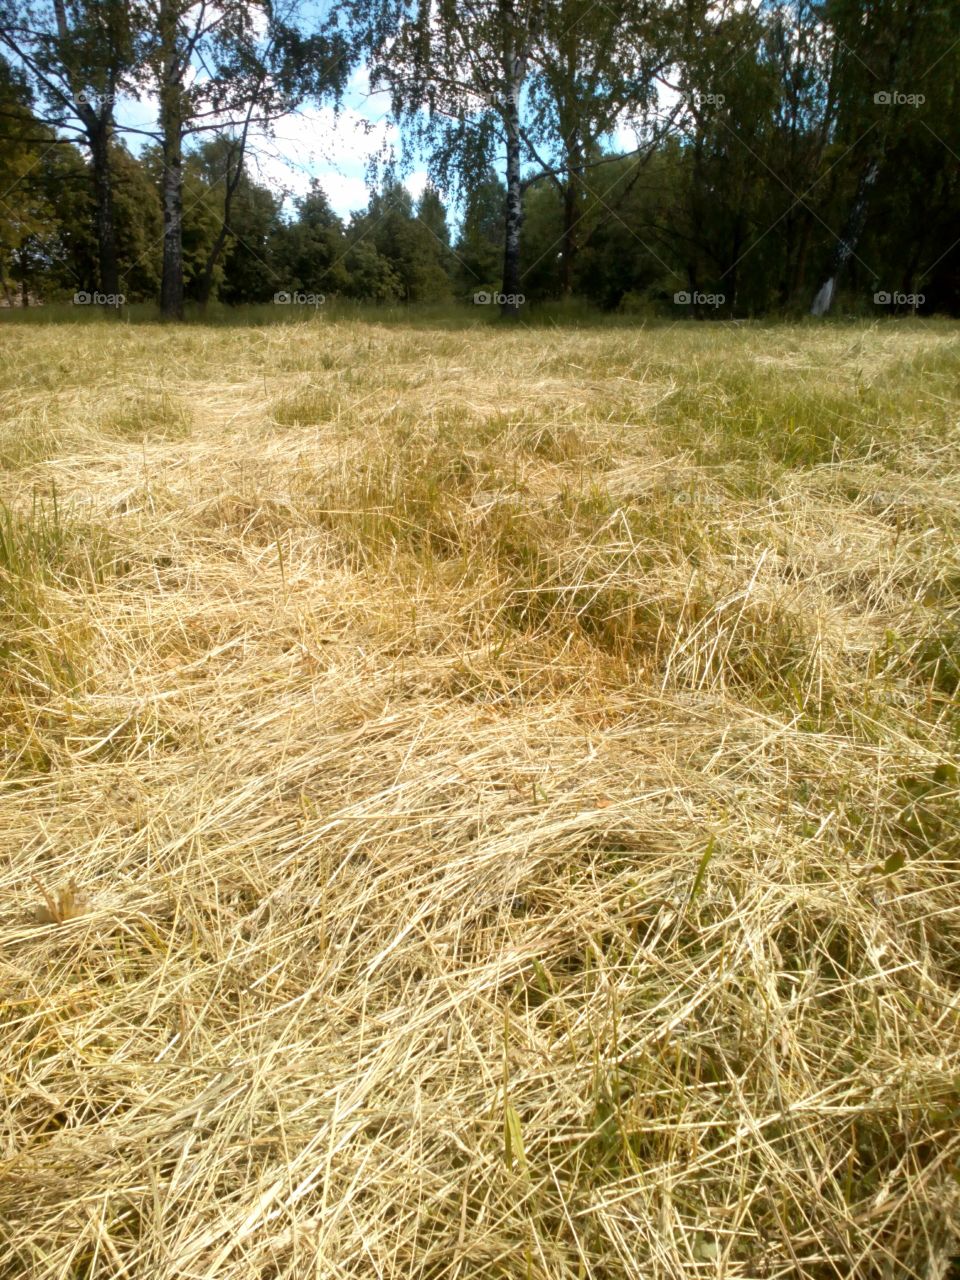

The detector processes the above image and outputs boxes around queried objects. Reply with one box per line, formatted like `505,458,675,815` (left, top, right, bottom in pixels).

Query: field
1,314,959,1279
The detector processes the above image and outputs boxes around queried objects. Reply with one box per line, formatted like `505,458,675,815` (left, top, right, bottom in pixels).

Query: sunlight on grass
0,316,958,1279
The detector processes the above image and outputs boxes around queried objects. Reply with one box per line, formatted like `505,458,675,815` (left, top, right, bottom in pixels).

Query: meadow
1,313,958,1278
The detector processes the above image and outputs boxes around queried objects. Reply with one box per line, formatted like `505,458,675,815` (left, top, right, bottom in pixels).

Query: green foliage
452,172,504,297
273,184,353,296
0,0,958,313
0,57,52,301
349,179,454,303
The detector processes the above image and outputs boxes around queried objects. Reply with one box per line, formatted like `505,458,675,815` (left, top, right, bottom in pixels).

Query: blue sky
116,63,430,221
109,19,651,227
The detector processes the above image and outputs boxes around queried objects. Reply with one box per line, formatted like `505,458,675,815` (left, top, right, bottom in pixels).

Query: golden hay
1,316,958,1278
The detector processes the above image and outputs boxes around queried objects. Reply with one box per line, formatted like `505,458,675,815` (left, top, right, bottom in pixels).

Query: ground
1,314,959,1278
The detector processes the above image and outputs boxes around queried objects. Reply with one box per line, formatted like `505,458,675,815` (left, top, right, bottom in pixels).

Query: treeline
0,0,958,318
0,109,464,307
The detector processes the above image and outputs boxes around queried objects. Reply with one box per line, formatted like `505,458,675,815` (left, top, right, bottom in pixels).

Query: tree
273,182,351,295
349,0,545,315
452,170,504,296
188,131,284,307
415,183,448,246
525,0,672,296
808,0,938,314
0,55,51,302
349,179,453,301
140,0,348,318
663,1,782,313
211,159,283,303
0,0,140,295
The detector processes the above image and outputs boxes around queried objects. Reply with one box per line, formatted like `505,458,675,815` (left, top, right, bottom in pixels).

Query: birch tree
141,0,346,319
808,0,933,315
348,0,543,316
525,0,670,296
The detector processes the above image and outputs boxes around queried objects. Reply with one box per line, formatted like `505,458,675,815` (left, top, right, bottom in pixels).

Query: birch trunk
500,64,523,316
159,0,184,320
809,158,879,316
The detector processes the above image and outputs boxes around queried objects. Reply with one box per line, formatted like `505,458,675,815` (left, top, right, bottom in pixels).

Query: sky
116,63,431,221
111,38,651,227
248,66,431,217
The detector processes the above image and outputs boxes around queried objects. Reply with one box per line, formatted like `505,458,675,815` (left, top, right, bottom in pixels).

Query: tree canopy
0,0,955,315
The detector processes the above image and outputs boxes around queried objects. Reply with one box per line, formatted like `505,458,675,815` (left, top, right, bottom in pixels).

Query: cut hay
1,317,958,1278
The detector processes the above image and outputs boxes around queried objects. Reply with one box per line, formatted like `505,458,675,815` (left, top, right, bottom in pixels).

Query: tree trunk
160,133,184,320
726,213,745,316
809,157,879,316
559,176,578,296
899,238,923,305
0,261,14,306
810,0,921,318
50,0,121,302
198,127,253,311
787,211,813,308
159,0,184,320
197,225,228,310
90,125,119,297
501,73,523,316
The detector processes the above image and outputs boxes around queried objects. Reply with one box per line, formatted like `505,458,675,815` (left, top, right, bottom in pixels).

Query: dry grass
1,315,959,1279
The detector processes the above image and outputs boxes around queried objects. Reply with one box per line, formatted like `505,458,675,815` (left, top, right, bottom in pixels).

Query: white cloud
112,63,435,220
346,63,372,99
246,101,402,214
